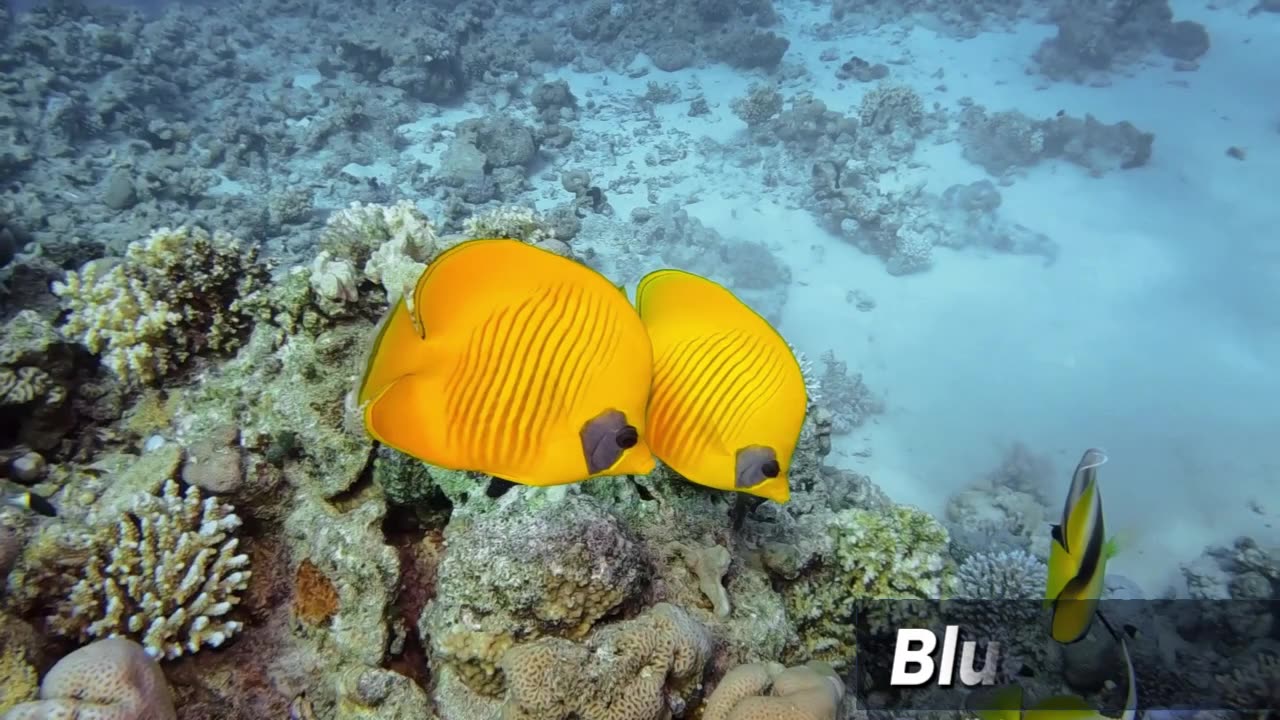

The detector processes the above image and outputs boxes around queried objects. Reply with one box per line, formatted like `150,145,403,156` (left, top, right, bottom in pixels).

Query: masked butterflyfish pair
965,448,1139,720
355,238,807,502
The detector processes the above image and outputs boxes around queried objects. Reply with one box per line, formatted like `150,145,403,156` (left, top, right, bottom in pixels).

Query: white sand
544,2,1279,594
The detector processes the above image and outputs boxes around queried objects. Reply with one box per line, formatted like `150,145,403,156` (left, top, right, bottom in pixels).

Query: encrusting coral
49,479,251,660
422,495,651,696
1,637,176,720
703,662,844,720
51,226,269,386
500,602,712,720
783,504,955,666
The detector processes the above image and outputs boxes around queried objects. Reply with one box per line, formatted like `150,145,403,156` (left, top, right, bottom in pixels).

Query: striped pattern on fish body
637,269,807,503
1047,448,1109,644
358,239,655,487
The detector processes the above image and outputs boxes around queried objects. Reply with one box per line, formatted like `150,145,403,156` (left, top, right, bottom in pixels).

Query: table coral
782,504,955,667
500,602,712,720
50,479,251,660
51,226,269,387
422,495,651,696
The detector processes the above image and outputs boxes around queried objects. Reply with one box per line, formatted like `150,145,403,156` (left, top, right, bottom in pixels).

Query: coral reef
50,479,250,660
782,504,955,666
422,494,651,696
51,226,269,387
959,102,1155,178
0,311,74,452
2,637,176,720
703,662,844,720
499,603,712,720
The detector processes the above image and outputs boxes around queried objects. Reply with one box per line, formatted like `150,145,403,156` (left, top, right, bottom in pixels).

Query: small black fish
6,490,57,517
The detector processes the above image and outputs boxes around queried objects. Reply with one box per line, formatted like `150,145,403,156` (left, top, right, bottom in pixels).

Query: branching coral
51,226,269,386
500,602,712,720
50,479,251,659
955,549,1046,600
858,84,925,137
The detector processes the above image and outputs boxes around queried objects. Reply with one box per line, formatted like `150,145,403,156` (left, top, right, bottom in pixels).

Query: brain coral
500,602,712,720
1,637,176,720
421,495,652,696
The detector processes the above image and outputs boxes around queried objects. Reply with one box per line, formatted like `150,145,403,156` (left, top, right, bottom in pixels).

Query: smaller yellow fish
1046,449,1109,644
356,238,656,486
965,627,1137,720
635,269,807,503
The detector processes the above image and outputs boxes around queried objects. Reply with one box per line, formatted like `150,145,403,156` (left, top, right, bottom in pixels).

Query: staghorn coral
2,637,175,720
50,479,251,660
422,495,651,696
704,662,844,720
500,602,712,720
51,226,269,386
783,504,955,666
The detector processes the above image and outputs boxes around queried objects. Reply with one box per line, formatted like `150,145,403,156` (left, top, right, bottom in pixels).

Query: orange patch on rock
292,559,339,625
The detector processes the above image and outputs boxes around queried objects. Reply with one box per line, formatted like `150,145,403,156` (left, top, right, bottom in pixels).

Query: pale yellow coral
500,603,712,720
319,200,438,309
51,226,267,386
704,663,844,720
463,205,553,245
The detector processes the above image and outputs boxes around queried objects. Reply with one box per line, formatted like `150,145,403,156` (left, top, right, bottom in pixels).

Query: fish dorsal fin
1059,449,1108,554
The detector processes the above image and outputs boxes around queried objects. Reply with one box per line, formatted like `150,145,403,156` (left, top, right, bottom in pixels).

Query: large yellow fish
1046,448,1110,644
356,238,656,486
635,269,807,504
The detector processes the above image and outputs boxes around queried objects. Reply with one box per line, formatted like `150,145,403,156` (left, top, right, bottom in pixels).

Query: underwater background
0,0,1277,717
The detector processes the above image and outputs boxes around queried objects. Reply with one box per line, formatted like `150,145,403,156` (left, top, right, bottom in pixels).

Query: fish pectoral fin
357,296,428,407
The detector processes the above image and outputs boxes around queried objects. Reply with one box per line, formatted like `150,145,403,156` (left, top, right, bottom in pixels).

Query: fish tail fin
356,296,427,408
